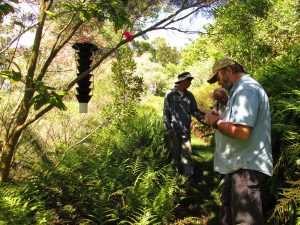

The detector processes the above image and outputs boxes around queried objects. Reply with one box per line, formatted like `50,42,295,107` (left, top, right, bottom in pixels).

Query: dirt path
172,141,222,225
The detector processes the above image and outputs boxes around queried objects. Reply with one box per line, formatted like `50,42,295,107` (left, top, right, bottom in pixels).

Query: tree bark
0,130,21,182
0,0,50,182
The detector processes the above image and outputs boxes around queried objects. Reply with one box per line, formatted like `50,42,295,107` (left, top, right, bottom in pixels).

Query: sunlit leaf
0,70,21,82
49,91,67,111
11,70,21,82
13,21,25,28
79,10,92,21
0,3,14,15
31,83,67,111
45,10,57,20
0,70,11,79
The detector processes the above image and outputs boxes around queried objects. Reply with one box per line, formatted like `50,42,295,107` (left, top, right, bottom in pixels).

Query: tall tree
152,37,180,65
206,0,299,70
111,46,143,115
0,0,222,181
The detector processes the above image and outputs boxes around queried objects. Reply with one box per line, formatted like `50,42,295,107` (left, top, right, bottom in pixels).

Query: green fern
0,184,33,224
268,180,300,225
126,157,146,177
120,207,158,225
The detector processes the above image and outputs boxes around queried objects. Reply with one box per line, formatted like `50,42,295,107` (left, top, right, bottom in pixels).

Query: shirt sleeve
230,87,259,127
190,93,205,124
163,94,171,131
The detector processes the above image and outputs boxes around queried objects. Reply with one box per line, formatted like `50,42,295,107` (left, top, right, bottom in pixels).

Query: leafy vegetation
0,108,185,224
256,53,300,224
0,0,223,182
0,0,299,224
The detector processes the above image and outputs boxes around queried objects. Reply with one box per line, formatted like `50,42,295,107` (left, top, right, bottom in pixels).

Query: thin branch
26,2,49,80
7,35,20,71
162,27,207,35
168,7,201,24
11,1,52,130
51,14,77,51
45,69,73,73
0,24,37,55
35,20,83,82
17,104,54,133
157,2,211,31
0,93,15,138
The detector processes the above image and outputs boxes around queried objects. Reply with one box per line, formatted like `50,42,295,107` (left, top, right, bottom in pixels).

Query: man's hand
204,110,220,127
194,111,207,125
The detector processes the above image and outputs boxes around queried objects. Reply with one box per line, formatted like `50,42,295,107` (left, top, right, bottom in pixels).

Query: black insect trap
72,42,98,113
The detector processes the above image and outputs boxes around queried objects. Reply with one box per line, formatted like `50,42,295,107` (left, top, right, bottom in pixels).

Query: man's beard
221,71,233,91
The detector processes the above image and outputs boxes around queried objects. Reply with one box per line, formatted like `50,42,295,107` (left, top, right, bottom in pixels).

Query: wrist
212,118,220,129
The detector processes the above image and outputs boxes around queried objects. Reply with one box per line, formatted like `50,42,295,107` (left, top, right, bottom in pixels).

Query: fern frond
268,180,300,224
126,157,146,177
120,207,158,225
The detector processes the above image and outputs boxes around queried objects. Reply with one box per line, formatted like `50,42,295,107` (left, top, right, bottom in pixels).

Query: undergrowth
0,106,186,224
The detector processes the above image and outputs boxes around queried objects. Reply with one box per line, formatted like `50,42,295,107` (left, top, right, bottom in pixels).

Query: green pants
166,130,193,177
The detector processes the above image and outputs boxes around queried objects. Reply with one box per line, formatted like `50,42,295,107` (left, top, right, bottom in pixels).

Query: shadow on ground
173,144,222,225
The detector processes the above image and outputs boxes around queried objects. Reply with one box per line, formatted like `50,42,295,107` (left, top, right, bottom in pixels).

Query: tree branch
35,19,83,82
52,14,77,50
12,0,52,131
62,0,215,92
162,27,207,35
17,104,54,133
153,1,212,33
0,24,37,55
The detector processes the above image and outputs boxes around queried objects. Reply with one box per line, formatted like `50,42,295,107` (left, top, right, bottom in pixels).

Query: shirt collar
174,86,185,95
229,74,251,96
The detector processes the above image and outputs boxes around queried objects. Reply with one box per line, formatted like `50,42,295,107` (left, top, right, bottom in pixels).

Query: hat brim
207,73,217,84
175,76,194,84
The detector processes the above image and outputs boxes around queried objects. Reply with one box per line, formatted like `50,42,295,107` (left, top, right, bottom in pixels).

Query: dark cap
175,72,194,84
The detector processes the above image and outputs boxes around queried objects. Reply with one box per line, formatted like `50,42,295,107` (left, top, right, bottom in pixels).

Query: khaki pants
220,169,267,225
166,130,193,177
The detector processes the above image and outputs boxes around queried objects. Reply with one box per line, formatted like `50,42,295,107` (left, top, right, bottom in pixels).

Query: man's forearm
205,111,252,140
193,111,206,125
214,120,252,140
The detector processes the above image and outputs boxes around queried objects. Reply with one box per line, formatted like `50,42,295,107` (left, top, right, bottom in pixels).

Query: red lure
123,31,134,41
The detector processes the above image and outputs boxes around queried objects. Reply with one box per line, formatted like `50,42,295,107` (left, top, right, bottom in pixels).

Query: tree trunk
0,131,22,182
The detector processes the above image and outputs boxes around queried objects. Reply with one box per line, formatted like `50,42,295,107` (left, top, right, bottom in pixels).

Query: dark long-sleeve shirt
163,87,204,137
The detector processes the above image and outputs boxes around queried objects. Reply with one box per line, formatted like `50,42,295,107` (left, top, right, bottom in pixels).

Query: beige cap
207,57,236,83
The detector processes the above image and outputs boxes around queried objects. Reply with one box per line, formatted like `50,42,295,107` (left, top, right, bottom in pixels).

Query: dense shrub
0,106,184,224
255,49,300,224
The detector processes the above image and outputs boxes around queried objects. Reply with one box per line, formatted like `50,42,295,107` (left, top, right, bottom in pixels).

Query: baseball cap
207,57,236,83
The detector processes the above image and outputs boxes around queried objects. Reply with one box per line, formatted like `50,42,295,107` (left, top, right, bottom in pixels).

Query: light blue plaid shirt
214,75,273,176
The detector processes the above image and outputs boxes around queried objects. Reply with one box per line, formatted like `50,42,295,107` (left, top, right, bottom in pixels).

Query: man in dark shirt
163,72,204,180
